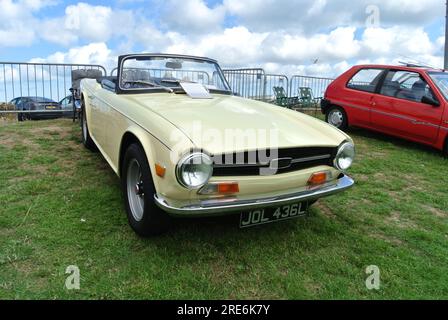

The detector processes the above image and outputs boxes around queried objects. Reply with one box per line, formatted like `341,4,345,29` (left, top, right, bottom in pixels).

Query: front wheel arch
118,130,158,186
119,132,142,177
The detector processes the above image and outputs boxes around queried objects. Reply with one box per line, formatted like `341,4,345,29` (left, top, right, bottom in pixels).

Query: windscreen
119,56,231,93
428,72,448,101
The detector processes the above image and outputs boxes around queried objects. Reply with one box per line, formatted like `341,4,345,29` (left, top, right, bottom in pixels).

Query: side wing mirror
421,95,440,107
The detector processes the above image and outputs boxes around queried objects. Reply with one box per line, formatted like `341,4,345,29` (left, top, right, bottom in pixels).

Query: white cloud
0,22,36,46
39,2,135,46
362,27,435,56
307,0,327,16
164,27,267,66
0,1,136,47
223,0,444,32
162,0,226,34
261,27,361,65
0,0,55,46
39,17,74,46
64,3,113,41
31,24,442,79
131,23,174,53
152,25,444,77
0,0,54,19
4,0,445,80
29,42,115,70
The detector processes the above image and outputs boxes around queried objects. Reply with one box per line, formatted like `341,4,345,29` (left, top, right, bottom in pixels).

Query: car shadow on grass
347,127,443,157
161,209,315,242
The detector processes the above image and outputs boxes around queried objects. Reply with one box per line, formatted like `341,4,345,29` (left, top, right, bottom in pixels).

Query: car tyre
17,112,24,122
326,106,348,131
81,101,97,151
121,143,171,236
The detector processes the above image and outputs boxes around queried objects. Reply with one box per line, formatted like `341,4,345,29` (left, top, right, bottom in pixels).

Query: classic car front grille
212,147,337,177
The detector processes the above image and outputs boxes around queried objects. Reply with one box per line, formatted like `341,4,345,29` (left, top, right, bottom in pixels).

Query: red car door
342,68,386,127
371,69,443,144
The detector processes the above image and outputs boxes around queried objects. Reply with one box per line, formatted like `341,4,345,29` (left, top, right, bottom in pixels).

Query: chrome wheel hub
134,182,144,196
328,110,344,128
126,159,145,222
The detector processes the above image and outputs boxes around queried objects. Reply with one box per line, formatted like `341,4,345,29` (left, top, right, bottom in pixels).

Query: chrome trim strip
154,175,354,217
370,108,438,127
269,157,293,170
290,154,331,163
213,163,266,168
213,154,332,169
331,99,445,130
328,99,370,112
344,103,370,111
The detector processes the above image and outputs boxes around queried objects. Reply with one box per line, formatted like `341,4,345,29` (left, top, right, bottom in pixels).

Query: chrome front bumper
154,175,354,217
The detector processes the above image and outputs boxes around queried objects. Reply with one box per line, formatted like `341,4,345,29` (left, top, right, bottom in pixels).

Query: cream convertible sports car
80,54,355,236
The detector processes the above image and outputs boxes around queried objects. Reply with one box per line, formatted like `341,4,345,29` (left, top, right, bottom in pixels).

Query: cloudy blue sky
0,0,446,77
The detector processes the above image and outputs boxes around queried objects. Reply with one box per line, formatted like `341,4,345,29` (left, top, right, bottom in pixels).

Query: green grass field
0,118,447,299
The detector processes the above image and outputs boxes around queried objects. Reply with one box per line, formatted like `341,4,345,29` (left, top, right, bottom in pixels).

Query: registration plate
46,105,56,109
239,202,309,228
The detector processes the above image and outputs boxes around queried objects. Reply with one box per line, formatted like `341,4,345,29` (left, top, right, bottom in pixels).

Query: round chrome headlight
334,142,355,171
176,152,213,189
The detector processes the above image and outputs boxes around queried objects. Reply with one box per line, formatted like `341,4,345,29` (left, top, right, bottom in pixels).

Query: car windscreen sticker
179,82,213,99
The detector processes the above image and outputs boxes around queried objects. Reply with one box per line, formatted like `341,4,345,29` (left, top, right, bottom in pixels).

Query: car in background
59,95,82,118
79,53,355,236
10,96,62,121
321,65,448,157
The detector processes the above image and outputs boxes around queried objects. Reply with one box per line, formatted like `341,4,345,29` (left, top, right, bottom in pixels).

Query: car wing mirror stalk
421,95,440,107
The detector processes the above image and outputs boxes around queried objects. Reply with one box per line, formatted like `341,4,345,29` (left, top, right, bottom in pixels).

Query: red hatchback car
321,65,448,156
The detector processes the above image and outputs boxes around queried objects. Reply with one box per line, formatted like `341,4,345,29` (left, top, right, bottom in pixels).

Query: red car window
347,68,384,93
380,70,437,103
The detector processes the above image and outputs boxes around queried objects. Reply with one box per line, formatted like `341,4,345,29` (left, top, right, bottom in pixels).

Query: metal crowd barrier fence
0,62,107,118
223,68,266,100
289,75,334,102
0,61,338,120
222,69,335,109
263,74,289,102
112,66,332,109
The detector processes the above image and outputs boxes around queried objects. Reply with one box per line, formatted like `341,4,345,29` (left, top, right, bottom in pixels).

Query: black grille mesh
212,147,337,177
